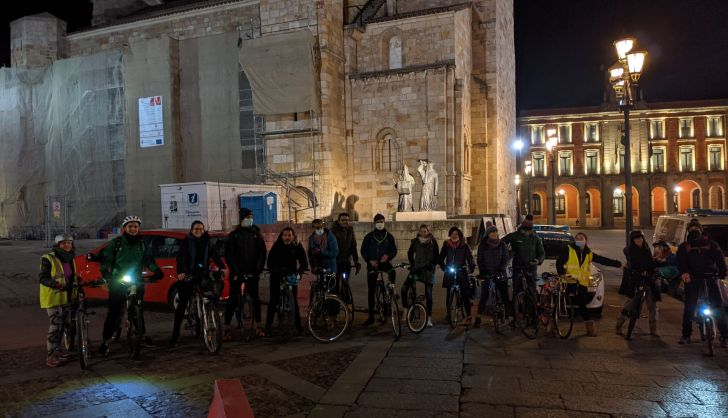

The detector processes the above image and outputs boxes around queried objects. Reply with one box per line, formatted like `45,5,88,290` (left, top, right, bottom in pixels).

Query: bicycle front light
703,308,712,316
448,266,456,274
122,275,132,283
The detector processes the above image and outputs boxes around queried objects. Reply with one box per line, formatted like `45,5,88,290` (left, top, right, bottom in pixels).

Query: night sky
2,1,727,113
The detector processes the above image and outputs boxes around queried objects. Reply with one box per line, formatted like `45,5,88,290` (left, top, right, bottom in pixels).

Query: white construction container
159,182,281,231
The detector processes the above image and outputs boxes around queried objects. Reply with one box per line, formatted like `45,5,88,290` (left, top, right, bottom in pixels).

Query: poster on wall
139,95,164,148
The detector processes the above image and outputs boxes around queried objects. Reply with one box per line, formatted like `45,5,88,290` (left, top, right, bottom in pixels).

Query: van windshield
703,225,728,256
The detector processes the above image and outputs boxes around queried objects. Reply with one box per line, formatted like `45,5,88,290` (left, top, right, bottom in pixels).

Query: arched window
388,36,402,69
613,188,624,216
532,194,542,215
692,189,701,209
374,129,402,172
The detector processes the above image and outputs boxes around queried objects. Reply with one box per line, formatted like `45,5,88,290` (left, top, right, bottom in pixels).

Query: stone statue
418,160,438,211
395,164,415,212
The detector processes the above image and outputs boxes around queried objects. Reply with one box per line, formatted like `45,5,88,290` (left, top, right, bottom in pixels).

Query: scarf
123,233,141,246
313,230,327,250
54,247,75,263
448,239,460,249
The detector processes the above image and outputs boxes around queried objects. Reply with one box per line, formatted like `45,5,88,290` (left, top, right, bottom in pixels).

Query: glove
150,269,164,282
528,259,539,266
354,262,361,275
381,254,389,263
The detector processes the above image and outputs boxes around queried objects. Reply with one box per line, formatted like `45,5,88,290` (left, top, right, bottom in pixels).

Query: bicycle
232,274,256,342
402,266,428,334
513,268,539,339
481,273,509,334
118,272,147,359
308,268,349,343
695,275,719,357
539,273,574,339
182,272,223,354
338,268,356,325
444,265,472,329
624,270,651,341
371,263,407,339
60,279,104,369
275,272,301,342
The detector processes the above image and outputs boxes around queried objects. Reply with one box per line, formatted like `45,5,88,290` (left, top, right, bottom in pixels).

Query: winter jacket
99,234,160,282
224,225,267,277
477,239,510,277
407,235,439,275
503,229,545,268
439,240,475,273
176,232,225,277
268,239,309,278
308,228,339,273
360,229,398,267
331,221,359,265
623,243,654,273
676,237,727,279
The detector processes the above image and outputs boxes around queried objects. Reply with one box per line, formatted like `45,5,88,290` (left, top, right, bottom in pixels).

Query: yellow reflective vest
564,246,592,287
39,253,76,309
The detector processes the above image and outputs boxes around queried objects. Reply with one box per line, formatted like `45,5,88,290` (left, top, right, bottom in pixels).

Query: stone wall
10,14,67,68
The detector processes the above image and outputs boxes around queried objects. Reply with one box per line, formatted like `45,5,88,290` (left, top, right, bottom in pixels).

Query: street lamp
524,161,533,215
546,130,558,224
674,185,682,212
610,36,647,246
513,139,525,220
515,174,522,221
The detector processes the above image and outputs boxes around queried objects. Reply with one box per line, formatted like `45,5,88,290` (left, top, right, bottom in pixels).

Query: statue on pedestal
395,164,415,212
418,160,438,211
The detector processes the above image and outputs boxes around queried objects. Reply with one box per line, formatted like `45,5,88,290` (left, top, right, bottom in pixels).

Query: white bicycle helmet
122,215,142,227
54,234,74,244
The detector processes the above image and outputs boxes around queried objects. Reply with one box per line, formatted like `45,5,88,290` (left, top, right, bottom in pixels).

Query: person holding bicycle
475,225,509,328
224,208,267,340
439,226,475,325
503,218,544,299
170,221,226,345
556,232,621,337
39,234,78,367
308,218,339,274
360,213,398,326
677,223,728,347
404,224,440,327
97,216,163,357
616,230,657,337
331,213,361,283
266,227,309,336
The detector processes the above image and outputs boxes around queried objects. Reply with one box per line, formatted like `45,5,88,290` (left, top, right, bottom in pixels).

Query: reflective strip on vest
565,247,592,287
39,254,68,309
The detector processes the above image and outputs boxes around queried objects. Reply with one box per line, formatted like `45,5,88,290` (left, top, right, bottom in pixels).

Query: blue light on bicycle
448,267,456,274
703,308,711,316
122,275,132,283
343,272,347,279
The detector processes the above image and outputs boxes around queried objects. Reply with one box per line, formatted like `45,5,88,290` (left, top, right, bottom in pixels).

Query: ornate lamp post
674,185,682,212
610,37,647,245
545,129,558,225
524,161,532,215
515,174,522,221
513,139,524,221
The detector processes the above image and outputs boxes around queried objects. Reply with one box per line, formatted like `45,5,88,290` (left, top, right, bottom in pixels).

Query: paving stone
602,361,683,377
563,394,666,416
651,376,728,392
659,401,728,417
514,407,609,418
356,392,459,412
364,377,461,395
460,388,564,409
460,402,514,417
344,406,457,418
464,353,544,367
463,364,533,379
520,378,585,396
387,346,462,359
689,389,728,406
375,365,462,381
592,371,658,387
307,404,348,418
381,356,462,369
529,367,597,383
461,375,520,391
50,399,151,418
675,364,728,380
581,382,702,404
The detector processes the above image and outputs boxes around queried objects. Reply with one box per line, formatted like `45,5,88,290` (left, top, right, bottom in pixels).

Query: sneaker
362,316,375,326
46,355,61,368
678,336,691,345
140,336,156,348
426,318,433,327
54,349,71,361
97,342,110,357
473,317,482,328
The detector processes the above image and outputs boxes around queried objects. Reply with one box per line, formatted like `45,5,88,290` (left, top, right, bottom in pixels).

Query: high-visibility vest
39,253,74,308
564,246,592,287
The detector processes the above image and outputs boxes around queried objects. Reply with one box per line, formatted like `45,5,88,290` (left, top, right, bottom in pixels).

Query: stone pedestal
394,211,447,221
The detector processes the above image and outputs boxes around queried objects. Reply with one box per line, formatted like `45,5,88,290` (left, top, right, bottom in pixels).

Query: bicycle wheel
277,289,295,342
554,292,574,339
448,288,461,329
127,304,142,359
202,301,223,354
704,317,715,357
308,295,349,343
406,303,427,333
187,297,200,338
492,288,507,334
515,292,538,339
389,287,402,339
341,280,355,325
238,294,255,342
625,298,642,340
62,321,76,353
77,311,90,369
374,285,387,324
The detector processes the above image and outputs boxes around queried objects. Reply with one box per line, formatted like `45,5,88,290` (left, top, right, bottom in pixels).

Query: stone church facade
5,0,516,232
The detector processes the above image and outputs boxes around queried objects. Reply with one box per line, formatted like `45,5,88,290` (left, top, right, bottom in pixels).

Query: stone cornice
349,60,455,81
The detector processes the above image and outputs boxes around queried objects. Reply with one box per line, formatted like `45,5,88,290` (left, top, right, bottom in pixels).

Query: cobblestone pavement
2,231,728,417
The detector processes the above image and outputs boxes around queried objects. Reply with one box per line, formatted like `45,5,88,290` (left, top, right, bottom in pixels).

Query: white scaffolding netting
0,51,125,238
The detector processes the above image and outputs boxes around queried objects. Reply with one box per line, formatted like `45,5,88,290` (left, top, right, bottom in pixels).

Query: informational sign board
139,95,164,148
52,201,61,219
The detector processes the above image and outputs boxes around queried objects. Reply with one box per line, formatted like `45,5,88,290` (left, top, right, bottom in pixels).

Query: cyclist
97,216,163,356
503,218,544,298
439,226,475,325
404,224,440,327
616,230,656,337
331,212,361,283
475,225,509,328
224,208,267,340
360,213,398,326
556,232,621,337
308,218,339,274
265,227,308,336
676,223,728,347
39,234,78,367
170,221,226,345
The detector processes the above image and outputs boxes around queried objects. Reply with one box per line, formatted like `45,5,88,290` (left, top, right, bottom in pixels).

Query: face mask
375,223,385,231
575,240,586,248
242,218,253,227
418,236,430,244
315,228,324,236
687,230,702,241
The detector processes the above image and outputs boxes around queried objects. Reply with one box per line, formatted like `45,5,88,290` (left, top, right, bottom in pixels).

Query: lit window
618,148,625,173
585,150,599,175
707,116,724,137
650,147,665,173
532,153,546,176
559,125,571,144
555,194,566,215
679,118,693,138
650,120,665,139
584,123,599,142
531,126,545,144
679,146,694,172
709,145,723,171
558,151,572,176
532,194,542,215
388,36,402,69
613,189,624,216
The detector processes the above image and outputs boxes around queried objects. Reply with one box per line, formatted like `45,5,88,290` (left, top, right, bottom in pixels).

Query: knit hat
520,219,533,230
374,213,385,222
239,207,253,222
485,225,499,237
629,230,645,241
687,218,703,232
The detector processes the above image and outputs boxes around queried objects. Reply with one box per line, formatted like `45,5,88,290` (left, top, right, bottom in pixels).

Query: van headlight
589,274,602,287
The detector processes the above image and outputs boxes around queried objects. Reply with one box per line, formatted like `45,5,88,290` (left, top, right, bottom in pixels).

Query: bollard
208,379,254,418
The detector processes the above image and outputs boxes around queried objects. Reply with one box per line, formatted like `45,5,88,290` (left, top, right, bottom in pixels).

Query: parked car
74,229,230,309
534,226,605,316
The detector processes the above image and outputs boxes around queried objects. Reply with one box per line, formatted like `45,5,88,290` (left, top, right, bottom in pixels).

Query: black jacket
407,235,440,274
267,239,308,277
224,225,267,276
623,243,654,273
331,221,359,265
439,240,475,273
177,233,225,276
477,239,510,276
360,229,397,266
556,243,622,275
677,237,727,279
